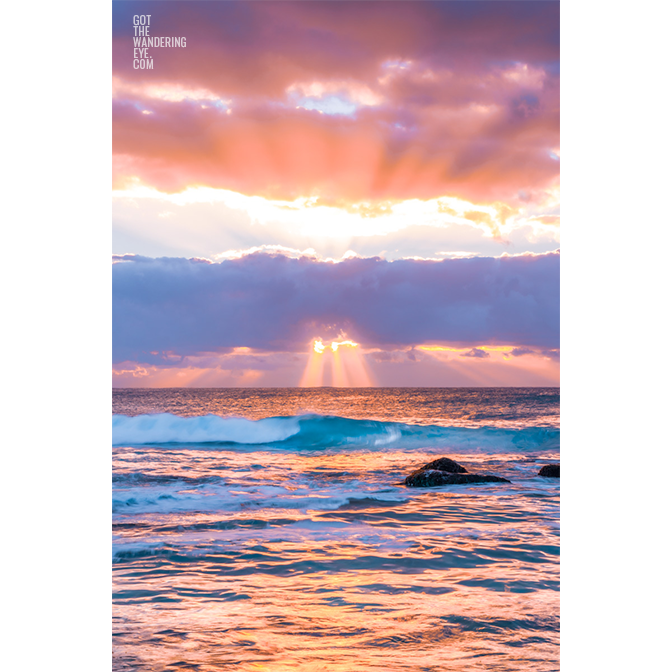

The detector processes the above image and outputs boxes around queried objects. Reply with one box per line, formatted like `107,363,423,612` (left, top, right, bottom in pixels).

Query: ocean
112,388,560,671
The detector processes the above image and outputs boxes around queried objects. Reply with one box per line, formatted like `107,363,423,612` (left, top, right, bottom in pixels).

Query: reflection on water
113,389,559,671
113,387,560,429
114,451,558,670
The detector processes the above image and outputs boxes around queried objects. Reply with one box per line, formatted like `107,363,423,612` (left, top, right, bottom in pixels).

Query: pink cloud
112,1,559,204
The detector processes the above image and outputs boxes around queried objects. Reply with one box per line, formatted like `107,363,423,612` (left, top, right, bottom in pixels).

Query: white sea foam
112,413,301,446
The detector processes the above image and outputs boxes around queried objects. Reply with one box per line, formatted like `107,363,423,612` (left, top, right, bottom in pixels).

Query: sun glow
300,338,373,387
112,182,558,242
330,340,358,352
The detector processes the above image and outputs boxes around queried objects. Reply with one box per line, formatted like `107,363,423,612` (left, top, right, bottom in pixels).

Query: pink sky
112,1,559,387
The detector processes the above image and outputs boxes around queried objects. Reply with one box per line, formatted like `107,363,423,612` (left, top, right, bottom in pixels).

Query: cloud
113,251,559,362
461,348,490,358
510,346,535,357
112,1,559,204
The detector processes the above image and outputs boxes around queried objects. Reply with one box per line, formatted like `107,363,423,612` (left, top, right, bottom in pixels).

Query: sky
112,0,560,387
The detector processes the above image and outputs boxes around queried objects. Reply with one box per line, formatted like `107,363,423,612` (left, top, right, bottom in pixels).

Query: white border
4,1,110,667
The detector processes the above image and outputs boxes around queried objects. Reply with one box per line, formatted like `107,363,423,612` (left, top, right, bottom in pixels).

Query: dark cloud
510,346,535,357
461,348,489,358
113,252,559,362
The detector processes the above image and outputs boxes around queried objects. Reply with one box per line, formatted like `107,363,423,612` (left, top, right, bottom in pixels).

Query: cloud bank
113,252,559,363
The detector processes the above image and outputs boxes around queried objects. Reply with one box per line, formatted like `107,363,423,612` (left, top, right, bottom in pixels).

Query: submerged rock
538,464,560,478
403,457,511,487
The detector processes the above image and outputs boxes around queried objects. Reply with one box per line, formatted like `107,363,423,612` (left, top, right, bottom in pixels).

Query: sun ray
299,339,327,386
299,337,374,387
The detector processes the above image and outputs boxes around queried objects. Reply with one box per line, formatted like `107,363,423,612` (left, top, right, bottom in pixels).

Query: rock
404,470,511,487
420,457,468,473
538,464,560,478
403,456,511,487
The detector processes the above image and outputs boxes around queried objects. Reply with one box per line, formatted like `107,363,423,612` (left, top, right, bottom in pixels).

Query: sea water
113,388,559,671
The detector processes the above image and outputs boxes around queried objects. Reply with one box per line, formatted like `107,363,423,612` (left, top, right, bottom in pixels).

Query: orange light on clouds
417,344,518,354
415,344,558,386
112,363,264,387
417,345,464,352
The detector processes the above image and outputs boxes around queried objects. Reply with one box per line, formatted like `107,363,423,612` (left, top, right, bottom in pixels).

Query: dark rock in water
403,456,511,487
420,457,468,473
405,469,511,488
538,464,560,477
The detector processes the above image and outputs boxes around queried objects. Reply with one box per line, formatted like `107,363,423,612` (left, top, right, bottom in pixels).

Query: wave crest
113,412,559,452
112,413,301,446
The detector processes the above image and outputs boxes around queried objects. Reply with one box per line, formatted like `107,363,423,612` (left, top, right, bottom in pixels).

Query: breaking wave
112,413,559,453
